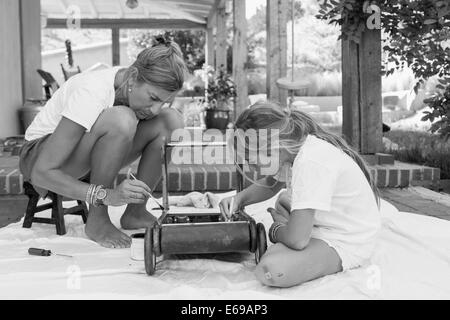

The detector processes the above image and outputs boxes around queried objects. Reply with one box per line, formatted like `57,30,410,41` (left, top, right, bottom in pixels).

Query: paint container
130,233,145,261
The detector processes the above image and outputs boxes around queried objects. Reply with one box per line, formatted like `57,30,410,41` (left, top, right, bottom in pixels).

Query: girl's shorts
319,237,375,271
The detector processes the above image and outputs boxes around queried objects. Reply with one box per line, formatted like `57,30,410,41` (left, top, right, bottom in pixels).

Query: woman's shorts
19,135,52,198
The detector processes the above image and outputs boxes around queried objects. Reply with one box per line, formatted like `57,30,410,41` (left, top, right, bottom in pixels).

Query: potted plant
203,66,236,130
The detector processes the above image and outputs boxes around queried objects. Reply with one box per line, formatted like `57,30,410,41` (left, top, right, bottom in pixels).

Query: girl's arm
237,175,285,206
271,209,315,250
220,176,285,218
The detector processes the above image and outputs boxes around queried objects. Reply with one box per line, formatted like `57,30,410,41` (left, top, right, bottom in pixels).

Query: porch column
205,23,215,68
232,0,249,119
215,3,228,71
0,0,23,137
342,28,383,154
20,0,42,100
266,0,288,106
112,27,121,66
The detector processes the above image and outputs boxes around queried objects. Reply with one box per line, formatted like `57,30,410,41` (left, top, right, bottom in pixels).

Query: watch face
97,189,107,200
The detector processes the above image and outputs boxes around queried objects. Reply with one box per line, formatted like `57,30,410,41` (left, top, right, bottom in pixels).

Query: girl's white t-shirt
289,135,380,249
25,66,122,141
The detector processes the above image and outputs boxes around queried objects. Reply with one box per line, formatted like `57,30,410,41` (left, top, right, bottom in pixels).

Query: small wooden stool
22,182,89,235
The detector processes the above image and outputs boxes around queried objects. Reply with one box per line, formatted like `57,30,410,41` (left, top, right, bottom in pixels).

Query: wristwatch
94,187,108,207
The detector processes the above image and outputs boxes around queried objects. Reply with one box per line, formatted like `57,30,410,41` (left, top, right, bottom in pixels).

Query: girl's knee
275,191,291,213
255,256,293,288
278,190,291,204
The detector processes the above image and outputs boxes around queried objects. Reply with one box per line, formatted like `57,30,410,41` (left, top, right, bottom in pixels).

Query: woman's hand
104,178,152,206
267,207,289,224
219,193,245,220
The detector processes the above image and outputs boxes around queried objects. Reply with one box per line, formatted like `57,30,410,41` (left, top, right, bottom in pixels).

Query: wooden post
20,0,42,100
205,24,215,68
0,0,22,137
266,0,288,106
215,4,227,72
342,28,383,154
112,28,121,66
206,11,216,69
232,0,249,120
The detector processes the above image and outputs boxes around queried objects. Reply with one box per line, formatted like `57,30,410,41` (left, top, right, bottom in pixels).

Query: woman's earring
128,87,132,93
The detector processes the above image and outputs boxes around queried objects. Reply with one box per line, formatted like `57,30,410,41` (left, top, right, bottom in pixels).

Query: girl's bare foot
85,206,131,248
120,204,157,230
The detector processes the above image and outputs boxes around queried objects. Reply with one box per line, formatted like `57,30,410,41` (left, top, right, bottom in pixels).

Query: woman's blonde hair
129,37,187,92
233,101,380,207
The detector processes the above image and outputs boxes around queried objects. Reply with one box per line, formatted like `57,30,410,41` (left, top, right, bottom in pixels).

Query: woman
20,38,187,249
220,102,380,287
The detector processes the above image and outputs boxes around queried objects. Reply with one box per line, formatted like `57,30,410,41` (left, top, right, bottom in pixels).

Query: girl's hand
219,194,244,220
104,179,152,206
267,207,289,224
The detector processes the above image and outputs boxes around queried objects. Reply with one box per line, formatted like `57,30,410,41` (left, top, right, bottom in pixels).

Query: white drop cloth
0,191,449,299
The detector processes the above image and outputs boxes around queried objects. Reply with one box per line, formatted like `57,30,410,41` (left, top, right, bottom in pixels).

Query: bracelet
85,184,94,204
86,184,103,206
91,184,103,207
269,221,285,243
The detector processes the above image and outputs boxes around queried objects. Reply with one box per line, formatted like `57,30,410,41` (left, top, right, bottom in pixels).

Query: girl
220,102,381,288
19,38,187,249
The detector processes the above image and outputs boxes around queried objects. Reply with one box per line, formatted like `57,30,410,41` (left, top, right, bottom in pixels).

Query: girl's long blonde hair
234,101,380,206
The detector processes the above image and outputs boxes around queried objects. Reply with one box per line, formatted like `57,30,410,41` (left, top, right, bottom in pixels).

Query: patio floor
380,188,450,221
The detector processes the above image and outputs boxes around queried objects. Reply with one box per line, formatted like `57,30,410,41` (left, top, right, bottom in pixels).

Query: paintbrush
127,169,164,211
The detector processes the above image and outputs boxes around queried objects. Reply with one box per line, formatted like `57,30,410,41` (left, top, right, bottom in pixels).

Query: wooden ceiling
40,0,224,29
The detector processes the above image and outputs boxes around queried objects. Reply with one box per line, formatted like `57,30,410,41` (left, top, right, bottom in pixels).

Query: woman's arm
32,117,151,206
272,209,315,250
31,117,92,201
237,175,285,206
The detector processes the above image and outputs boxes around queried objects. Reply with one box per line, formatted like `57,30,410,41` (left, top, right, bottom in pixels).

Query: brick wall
0,157,441,196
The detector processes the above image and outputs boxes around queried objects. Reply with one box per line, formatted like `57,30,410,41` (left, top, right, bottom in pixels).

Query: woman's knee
97,106,138,139
159,108,184,133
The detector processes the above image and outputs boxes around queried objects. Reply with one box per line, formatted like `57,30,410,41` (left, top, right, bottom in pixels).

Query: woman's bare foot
120,204,157,230
85,207,131,248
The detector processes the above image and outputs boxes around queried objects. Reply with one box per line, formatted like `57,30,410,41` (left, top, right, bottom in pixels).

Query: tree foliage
129,29,205,73
316,0,450,139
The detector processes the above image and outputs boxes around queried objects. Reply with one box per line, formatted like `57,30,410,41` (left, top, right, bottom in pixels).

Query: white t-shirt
25,67,122,141
289,135,380,252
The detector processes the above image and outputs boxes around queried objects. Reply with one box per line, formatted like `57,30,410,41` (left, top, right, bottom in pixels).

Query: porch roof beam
162,0,215,6
46,18,206,29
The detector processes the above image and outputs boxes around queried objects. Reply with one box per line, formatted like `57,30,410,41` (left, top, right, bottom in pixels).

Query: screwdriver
28,248,73,258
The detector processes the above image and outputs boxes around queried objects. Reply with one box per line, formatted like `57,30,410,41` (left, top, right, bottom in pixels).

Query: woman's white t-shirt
25,67,122,141
288,135,381,260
